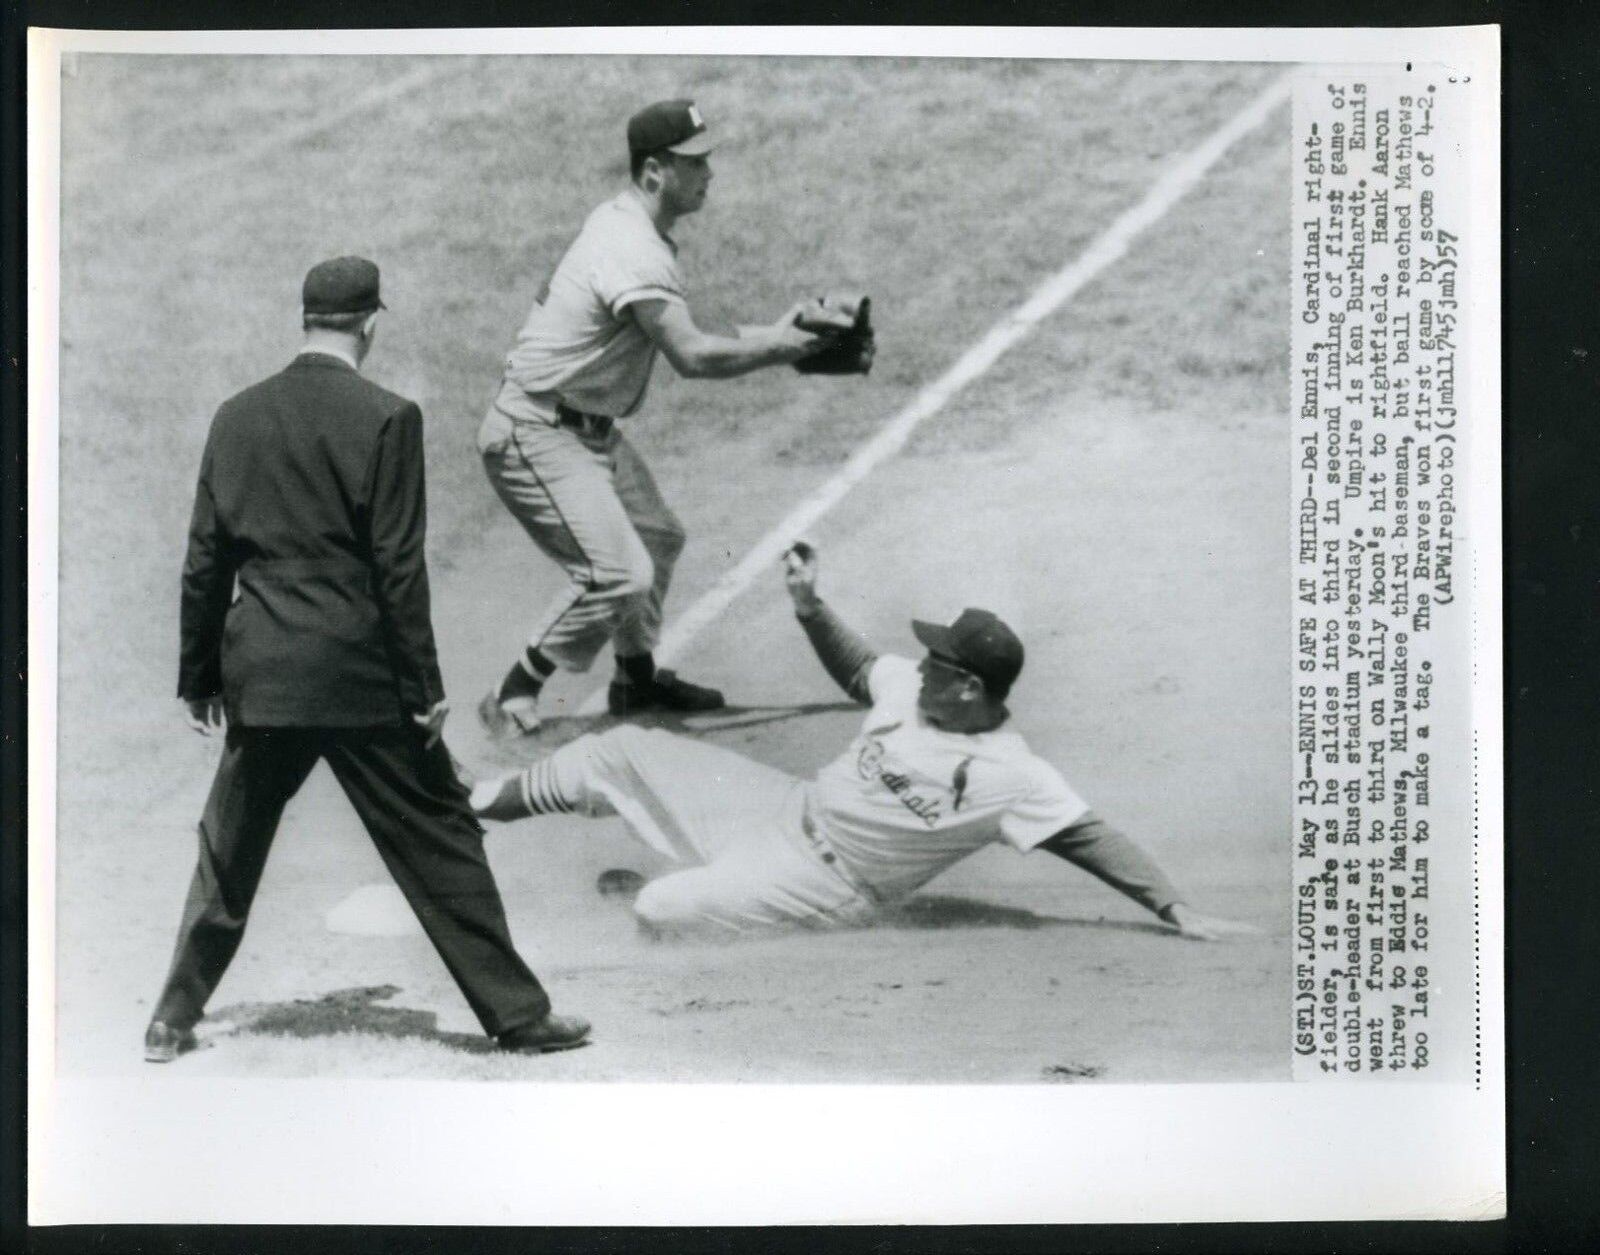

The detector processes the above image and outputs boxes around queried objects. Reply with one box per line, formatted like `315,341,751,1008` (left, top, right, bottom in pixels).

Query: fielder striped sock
498,647,554,702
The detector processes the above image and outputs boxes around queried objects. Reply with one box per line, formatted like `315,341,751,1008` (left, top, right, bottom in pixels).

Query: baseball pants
531,726,874,935
480,392,685,674
150,725,554,1037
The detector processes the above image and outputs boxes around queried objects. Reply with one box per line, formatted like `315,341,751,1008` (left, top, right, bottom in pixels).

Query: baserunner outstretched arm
783,541,877,706
1038,813,1182,915
1039,814,1257,941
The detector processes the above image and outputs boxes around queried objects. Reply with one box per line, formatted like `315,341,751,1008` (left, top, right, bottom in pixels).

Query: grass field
52,55,1291,1082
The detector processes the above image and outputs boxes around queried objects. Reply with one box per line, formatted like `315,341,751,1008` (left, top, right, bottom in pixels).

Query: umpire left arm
364,401,447,723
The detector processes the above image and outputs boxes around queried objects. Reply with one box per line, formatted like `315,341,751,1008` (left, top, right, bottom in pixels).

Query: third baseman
476,99,833,736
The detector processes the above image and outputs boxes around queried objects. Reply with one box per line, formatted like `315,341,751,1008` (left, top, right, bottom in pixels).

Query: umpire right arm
176,428,234,735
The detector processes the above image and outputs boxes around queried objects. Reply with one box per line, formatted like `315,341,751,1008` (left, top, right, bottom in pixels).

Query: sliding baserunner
470,542,1254,942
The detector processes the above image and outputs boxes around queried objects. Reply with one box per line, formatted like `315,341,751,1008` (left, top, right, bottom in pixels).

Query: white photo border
27,23,1503,1226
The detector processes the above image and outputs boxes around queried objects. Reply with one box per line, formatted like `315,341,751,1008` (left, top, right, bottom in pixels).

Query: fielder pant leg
481,417,654,674
609,433,687,660
323,727,552,1037
150,727,321,1030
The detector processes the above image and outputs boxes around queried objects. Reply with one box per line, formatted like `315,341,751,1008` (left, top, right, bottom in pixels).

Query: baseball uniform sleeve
795,600,879,705
998,759,1091,851
1036,811,1185,916
364,401,446,714
864,654,921,711
176,432,236,701
596,230,686,316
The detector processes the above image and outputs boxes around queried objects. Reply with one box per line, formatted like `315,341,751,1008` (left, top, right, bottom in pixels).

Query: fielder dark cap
627,99,715,157
912,608,1025,698
302,256,386,315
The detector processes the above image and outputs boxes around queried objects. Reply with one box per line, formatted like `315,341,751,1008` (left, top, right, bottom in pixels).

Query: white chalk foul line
578,72,1294,715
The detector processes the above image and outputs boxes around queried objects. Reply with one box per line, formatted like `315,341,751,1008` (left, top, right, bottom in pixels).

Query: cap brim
666,131,716,156
911,619,961,662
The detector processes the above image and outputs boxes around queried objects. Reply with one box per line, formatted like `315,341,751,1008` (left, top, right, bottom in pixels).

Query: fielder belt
800,806,884,906
555,402,616,440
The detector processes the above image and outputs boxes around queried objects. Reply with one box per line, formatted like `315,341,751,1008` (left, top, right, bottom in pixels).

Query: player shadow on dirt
207,984,506,1054
476,700,862,767
875,894,1174,937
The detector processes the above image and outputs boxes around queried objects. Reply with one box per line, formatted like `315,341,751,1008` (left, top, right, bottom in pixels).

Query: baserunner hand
1160,903,1260,942
782,540,822,615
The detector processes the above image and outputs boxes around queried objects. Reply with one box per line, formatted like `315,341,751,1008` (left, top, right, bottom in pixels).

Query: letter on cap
627,99,715,156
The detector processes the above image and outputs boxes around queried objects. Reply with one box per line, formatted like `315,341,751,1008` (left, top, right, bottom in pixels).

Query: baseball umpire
476,98,845,737
146,257,588,1062
468,542,1255,942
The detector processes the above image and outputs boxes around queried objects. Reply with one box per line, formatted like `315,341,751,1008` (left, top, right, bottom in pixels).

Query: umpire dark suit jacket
177,351,446,726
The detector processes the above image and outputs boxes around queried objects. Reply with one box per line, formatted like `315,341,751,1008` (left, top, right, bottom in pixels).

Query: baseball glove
793,293,874,375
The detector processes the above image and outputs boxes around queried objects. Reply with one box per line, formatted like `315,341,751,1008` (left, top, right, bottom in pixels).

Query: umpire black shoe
144,1021,198,1063
607,668,725,716
497,1012,592,1055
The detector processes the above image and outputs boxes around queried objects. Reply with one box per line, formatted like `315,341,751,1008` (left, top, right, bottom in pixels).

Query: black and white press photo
26,26,1503,1226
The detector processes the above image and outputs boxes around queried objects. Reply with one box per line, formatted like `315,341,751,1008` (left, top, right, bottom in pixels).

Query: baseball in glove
793,293,874,375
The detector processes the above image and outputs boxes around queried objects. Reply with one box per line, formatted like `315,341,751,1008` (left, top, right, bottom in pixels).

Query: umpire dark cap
302,256,386,315
627,99,715,156
912,609,1025,698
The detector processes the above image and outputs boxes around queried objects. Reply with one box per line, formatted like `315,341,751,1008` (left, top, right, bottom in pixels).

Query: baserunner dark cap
302,256,386,315
627,99,715,156
912,608,1025,698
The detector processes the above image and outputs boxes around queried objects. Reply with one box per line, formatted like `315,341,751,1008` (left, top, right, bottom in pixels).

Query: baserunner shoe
596,868,648,901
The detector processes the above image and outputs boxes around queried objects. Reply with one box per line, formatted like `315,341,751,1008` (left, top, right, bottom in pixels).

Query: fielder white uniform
510,655,1097,933
477,191,688,673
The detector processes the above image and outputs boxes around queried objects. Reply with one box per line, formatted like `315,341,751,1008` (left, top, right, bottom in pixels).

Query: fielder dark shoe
596,868,647,902
478,689,541,738
607,668,725,716
143,1021,198,1064
497,1012,592,1054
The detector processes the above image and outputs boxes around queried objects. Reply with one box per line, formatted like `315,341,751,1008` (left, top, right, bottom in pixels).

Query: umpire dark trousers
151,725,552,1037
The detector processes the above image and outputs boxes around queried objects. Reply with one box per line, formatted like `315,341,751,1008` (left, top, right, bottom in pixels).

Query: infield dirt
51,56,1290,1082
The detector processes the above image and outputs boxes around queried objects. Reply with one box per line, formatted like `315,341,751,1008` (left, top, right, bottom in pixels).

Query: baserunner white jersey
806,656,1090,903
